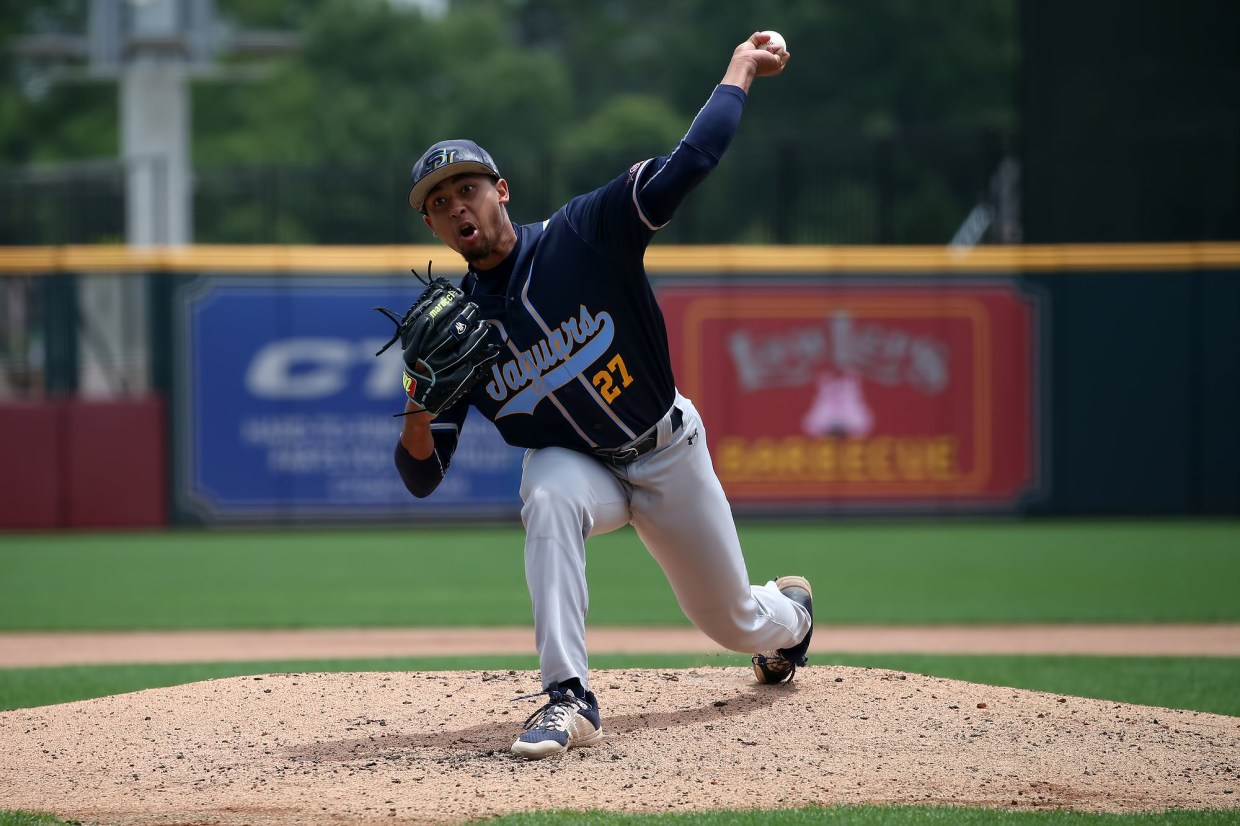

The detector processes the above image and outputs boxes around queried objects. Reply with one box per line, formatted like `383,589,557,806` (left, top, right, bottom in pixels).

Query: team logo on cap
424,148,459,173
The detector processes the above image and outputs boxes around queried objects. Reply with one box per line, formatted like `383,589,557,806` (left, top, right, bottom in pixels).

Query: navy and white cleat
511,682,603,759
752,575,814,684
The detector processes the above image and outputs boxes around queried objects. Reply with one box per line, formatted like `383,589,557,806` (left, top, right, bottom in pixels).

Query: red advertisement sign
659,281,1040,509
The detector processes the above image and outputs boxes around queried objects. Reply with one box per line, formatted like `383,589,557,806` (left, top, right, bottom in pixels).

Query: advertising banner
175,278,525,522
659,280,1041,511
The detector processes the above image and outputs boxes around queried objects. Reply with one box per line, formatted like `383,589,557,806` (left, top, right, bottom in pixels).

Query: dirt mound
1,667,1237,825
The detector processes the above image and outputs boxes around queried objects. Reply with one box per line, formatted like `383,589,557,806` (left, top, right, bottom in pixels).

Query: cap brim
408,161,499,211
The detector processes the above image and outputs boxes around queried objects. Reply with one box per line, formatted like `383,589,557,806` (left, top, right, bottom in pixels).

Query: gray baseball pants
518,392,813,691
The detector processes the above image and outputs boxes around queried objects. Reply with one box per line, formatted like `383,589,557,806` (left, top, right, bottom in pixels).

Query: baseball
759,30,787,54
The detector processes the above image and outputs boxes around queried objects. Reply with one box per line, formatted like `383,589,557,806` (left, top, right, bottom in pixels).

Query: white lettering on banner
727,312,950,395
240,414,397,473
239,413,517,477
244,338,401,400
326,475,415,503
266,446,392,473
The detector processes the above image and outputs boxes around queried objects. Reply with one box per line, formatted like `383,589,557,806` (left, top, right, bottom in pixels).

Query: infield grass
3,653,1238,716
2,807,1237,826
0,813,73,826
490,809,1239,824
1,519,1237,630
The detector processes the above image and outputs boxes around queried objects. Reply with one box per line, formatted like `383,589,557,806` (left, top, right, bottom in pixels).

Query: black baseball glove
374,267,501,416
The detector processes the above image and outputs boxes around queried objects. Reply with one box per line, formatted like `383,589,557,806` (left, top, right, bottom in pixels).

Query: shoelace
515,687,588,732
753,653,800,683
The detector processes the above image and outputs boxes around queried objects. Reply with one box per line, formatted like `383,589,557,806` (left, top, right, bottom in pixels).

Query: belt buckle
608,446,641,465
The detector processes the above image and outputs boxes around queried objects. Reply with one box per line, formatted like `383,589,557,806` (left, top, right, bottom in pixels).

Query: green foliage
214,0,320,29
24,85,118,162
1,0,1019,243
552,94,685,203
0,0,115,167
196,1,571,168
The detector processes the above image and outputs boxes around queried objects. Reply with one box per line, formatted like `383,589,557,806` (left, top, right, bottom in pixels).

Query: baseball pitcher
382,30,813,760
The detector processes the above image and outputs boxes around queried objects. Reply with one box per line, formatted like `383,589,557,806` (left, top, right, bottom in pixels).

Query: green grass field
3,652,1239,716
3,806,1235,826
1,519,1238,825
2,520,1238,629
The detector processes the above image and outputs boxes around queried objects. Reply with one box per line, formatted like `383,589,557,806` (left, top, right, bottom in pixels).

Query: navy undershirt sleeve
394,441,443,499
392,400,469,498
637,84,747,227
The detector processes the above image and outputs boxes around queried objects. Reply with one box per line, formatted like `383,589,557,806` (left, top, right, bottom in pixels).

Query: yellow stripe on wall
0,243,1238,274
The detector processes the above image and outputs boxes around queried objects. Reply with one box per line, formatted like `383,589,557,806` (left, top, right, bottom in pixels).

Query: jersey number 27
593,354,634,403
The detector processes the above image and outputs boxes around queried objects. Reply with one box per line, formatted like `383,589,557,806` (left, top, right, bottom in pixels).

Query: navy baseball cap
408,139,501,213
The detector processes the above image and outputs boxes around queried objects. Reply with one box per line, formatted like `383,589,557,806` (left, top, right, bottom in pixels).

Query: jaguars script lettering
485,305,616,417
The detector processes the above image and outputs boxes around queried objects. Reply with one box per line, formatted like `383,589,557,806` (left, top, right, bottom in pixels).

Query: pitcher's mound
1,667,1237,825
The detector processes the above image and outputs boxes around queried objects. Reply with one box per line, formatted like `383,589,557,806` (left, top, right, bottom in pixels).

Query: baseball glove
374,266,501,416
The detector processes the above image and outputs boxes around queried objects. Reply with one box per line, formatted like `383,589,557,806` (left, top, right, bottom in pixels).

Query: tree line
0,0,1018,245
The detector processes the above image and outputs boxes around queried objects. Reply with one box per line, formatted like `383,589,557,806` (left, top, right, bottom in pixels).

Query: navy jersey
397,84,746,496
463,167,675,449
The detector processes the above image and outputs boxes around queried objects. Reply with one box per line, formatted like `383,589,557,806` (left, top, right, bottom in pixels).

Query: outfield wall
1,244,1237,527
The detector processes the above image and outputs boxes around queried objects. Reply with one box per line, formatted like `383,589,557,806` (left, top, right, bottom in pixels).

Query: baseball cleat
753,575,814,684
511,682,603,759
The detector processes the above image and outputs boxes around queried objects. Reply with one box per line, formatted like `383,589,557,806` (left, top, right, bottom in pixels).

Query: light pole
15,0,295,395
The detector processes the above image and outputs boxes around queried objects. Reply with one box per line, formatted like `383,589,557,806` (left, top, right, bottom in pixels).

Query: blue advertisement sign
175,277,525,522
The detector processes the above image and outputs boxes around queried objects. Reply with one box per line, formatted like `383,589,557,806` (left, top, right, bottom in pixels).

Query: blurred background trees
31,0,1240,247
0,0,1021,244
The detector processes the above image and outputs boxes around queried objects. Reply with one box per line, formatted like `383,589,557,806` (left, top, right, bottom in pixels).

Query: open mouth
458,222,478,241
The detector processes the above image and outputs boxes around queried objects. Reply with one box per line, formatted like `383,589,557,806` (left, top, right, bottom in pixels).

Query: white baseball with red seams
760,30,787,53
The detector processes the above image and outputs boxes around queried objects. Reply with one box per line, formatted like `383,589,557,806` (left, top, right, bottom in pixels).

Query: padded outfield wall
0,243,1237,527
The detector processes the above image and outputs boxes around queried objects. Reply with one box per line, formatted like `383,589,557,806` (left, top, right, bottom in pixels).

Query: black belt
592,406,683,466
